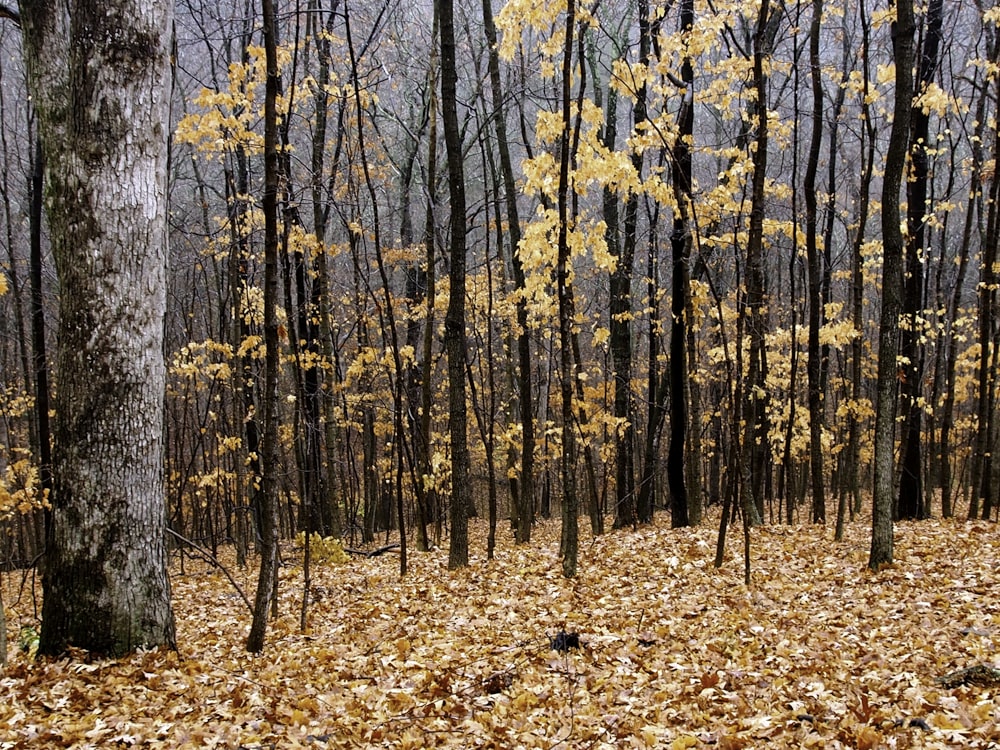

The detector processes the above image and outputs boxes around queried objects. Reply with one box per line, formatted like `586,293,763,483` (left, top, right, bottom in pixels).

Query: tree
609,0,645,530
666,0,694,529
246,0,281,654
844,0,876,534
21,0,177,655
440,0,471,570
482,0,535,545
969,19,1000,522
556,0,582,578
870,0,915,570
741,0,774,535
897,0,943,521
804,0,827,524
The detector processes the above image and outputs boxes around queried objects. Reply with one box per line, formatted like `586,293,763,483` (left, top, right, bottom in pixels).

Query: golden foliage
295,532,350,565
0,458,48,519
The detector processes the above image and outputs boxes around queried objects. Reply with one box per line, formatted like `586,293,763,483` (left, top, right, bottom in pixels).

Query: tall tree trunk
225,145,262,565
420,68,440,546
309,0,343,539
401,73,431,552
870,0,915,570
971,108,1000,521
804,0,827,524
28,135,52,538
24,0,177,656
558,0,580,578
610,0,646,529
898,0,942,520
482,0,535,545
827,33,850,538
667,0,694,529
939,96,982,518
247,0,282,653
846,0,876,529
742,0,773,537
439,0,471,570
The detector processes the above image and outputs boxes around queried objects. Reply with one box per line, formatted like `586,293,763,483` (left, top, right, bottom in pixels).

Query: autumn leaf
3,517,1000,747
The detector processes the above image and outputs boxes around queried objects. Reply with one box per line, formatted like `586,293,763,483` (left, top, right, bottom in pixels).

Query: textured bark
741,0,772,534
22,0,176,656
440,0,471,570
29,135,53,528
246,0,281,654
898,0,942,521
939,93,982,518
309,0,343,539
610,0,646,530
557,0,579,578
970,108,1000,521
870,0,915,570
845,0,876,530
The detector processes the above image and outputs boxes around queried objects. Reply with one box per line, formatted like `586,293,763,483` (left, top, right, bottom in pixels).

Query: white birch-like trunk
20,0,176,656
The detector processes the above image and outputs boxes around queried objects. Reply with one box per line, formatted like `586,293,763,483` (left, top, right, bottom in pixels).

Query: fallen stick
343,544,400,558
166,527,254,614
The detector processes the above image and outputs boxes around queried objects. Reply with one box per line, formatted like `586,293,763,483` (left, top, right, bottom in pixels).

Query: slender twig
166,528,253,614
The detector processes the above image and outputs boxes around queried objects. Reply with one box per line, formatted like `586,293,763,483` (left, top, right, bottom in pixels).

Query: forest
0,0,999,744
1,0,999,564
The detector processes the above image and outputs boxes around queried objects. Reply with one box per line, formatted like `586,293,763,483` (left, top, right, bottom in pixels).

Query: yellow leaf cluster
0,458,49,519
170,339,234,382
0,387,33,421
610,59,649,102
495,0,566,61
295,532,349,565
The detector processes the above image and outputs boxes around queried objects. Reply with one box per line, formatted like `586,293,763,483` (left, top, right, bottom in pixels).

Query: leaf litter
1,516,999,748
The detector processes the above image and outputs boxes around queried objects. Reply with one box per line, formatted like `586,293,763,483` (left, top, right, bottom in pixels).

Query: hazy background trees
1,0,999,584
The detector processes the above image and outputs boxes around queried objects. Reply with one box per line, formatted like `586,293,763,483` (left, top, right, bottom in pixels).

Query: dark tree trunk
898,0,942,521
482,0,535,545
247,0,282,654
667,0,694,529
309,1,343,539
29,136,52,532
845,0,876,531
742,0,773,537
804,0,827,524
971,118,1000,521
610,0,645,529
871,0,915,570
939,95,981,519
439,0,471,570
558,0,580,578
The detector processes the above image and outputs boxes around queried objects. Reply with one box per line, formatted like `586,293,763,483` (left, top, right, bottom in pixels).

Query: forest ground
0,512,998,749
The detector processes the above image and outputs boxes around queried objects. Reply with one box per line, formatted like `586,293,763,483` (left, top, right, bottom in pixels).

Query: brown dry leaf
2,516,1000,747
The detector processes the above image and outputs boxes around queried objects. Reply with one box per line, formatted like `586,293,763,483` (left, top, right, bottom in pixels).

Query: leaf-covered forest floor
1,514,999,749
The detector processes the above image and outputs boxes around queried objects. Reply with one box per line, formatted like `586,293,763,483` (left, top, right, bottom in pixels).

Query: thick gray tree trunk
21,0,176,656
